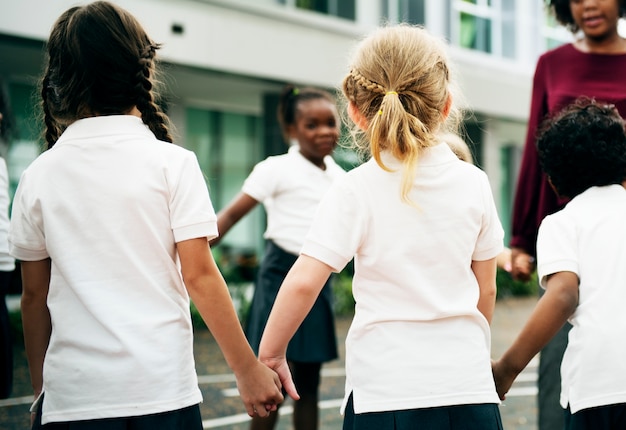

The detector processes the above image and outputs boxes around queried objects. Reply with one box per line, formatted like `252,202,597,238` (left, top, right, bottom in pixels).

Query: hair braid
41,74,63,149
135,44,172,143
350,69,386,95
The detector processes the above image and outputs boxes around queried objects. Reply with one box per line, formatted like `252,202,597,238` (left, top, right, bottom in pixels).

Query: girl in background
212,84,344,430
259,24,504,430
9,2,282,428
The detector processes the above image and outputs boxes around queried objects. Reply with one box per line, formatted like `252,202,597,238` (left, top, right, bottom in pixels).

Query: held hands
510,247,535,282
491,359,519,401
260,356,300,402
234,359,284,418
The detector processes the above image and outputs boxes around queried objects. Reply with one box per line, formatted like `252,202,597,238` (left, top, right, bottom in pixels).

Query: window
185,108,264,254
451,0,516,58
278,0,356,21
381,0,425,25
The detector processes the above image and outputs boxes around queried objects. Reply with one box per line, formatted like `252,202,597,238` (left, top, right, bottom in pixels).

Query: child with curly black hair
493,97,626,430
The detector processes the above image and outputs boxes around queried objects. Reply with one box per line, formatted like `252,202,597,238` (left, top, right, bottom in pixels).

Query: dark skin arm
210,192,258,247
492,271,578,400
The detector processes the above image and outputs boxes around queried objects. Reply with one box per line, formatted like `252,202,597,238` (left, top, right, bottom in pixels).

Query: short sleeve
536,214,579,289
241,158,278,203
9,170,49,261
301,178,365,272
169,151,218,242
473,173,505,261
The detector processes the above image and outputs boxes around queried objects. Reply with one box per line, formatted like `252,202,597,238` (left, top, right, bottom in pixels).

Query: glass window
279,0,355,21
381,0,425,25
451,0,515,58
460,12,491,53
185,108,263,254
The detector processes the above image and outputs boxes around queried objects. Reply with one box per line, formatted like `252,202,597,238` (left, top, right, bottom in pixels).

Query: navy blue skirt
245,241,338,363
343,393,503,430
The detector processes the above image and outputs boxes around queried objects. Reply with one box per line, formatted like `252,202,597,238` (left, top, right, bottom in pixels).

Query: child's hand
234,360,284,417
491,359,517,401
260,356,300,401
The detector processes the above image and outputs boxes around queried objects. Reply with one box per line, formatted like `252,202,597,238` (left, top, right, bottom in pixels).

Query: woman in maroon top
510,0,626,429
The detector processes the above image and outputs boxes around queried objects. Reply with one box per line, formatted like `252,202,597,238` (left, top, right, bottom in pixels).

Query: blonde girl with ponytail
259,24,505,430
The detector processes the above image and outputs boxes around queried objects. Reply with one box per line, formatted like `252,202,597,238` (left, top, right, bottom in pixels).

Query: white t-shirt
9,116,216,424
0,158,15,272
302,143,503,414
242,145,345,255
537,185,626,414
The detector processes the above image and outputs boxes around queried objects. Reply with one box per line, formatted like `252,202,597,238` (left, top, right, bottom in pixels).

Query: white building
0,0,570,258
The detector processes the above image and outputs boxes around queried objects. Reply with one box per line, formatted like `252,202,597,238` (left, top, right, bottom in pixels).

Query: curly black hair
546,0,626,33
536,97,626,199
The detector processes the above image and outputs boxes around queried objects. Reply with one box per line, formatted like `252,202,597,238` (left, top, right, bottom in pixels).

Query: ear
348,102,368,131
442,94,453,120
286,124,297,140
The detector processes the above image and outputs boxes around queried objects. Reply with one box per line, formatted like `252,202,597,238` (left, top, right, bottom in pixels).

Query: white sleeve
536,213,578,289
9,169,49,261
241,157,278,203
169,151,218,243
473,172,505,261
0,158,15,270
301,177,365,272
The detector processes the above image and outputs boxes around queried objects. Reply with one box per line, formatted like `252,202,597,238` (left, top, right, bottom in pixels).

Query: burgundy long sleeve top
511,43,626,255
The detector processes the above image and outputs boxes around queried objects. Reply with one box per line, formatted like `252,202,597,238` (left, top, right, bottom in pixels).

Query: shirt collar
378,141,457,168
55,115,155,146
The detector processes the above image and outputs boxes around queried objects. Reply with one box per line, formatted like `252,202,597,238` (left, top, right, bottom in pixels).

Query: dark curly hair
536,97,626,199
547,0,626,33
41,1,172,149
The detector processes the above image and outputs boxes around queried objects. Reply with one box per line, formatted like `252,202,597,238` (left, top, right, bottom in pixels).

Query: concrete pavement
0,296,539,430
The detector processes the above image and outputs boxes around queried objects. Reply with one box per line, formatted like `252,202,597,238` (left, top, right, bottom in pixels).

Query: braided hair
342,24,460,205
41,1,172,149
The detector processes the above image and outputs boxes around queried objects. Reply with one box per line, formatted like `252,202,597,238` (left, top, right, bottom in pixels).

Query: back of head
42,1,171,148
342,24,459,203
537,97,626,199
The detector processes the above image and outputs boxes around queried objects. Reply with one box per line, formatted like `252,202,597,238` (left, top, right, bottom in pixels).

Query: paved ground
0,296,539,429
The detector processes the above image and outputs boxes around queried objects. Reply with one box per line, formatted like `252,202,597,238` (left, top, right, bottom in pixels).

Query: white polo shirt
0,158,14,272
242,145,345,255
302,143,503,414
537,185,626,414
9,115,216,424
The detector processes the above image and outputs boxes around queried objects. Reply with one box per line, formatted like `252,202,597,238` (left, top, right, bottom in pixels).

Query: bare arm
258,255,333,400
177,238,283,416
472,257,497,324
210,193,258,246
20,259,52,400
492,271,578,400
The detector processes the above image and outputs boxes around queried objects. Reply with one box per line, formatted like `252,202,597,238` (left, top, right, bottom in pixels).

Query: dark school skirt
564,403,626,430
343,393,503,430
32,396,202,430
245,240,338,363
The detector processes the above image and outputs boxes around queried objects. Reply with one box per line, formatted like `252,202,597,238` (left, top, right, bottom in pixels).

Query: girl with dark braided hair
9,2,283,428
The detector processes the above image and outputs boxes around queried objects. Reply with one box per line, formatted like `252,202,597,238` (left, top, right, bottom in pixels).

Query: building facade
0,0,570,258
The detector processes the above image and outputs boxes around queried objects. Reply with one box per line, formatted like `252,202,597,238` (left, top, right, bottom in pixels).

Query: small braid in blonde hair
350,69,386,95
